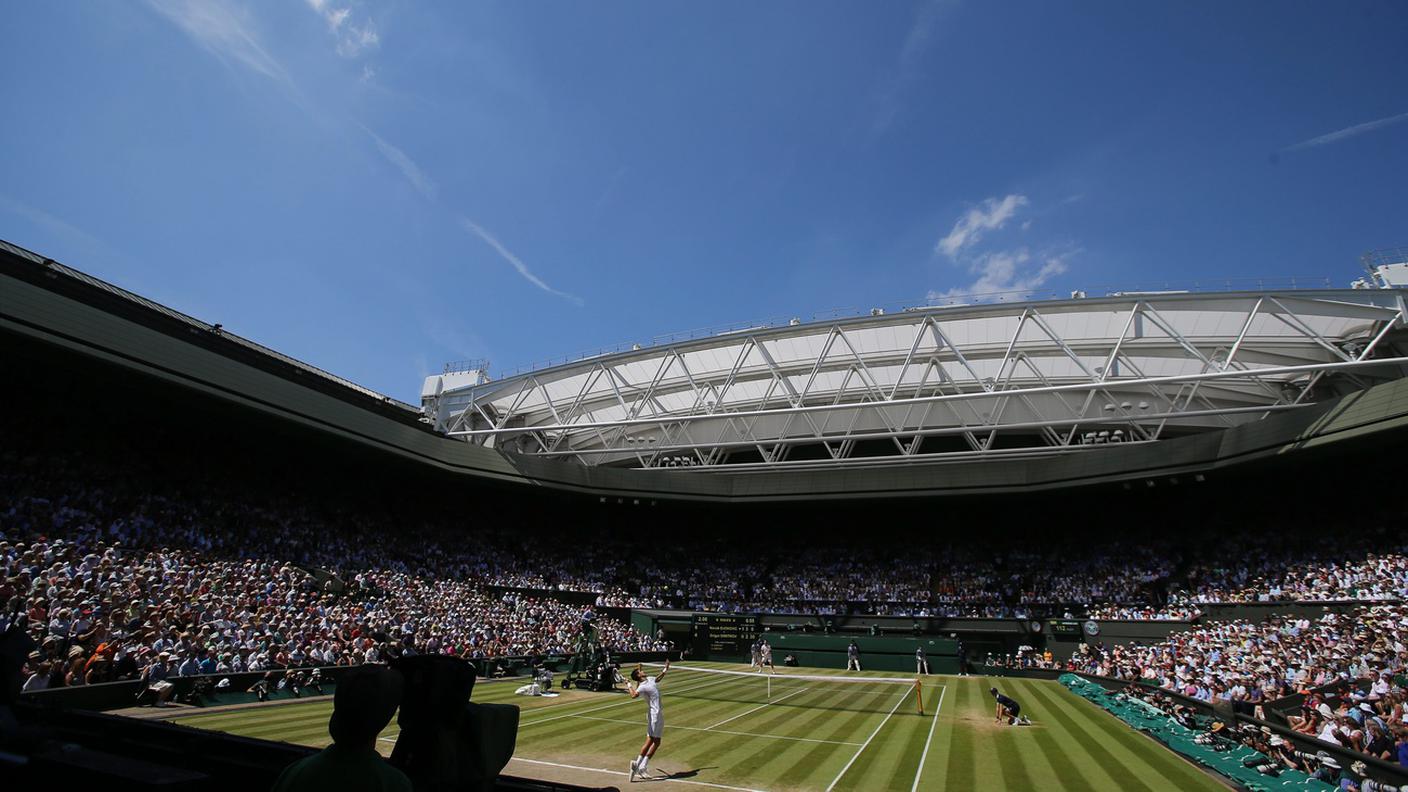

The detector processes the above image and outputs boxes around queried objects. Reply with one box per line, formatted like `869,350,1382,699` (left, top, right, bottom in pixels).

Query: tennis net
637,663,928,716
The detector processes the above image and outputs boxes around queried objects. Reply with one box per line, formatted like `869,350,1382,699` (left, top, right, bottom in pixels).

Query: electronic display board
691,613,761,656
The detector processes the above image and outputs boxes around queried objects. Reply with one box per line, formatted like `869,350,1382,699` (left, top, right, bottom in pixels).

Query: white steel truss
424,289,1408,469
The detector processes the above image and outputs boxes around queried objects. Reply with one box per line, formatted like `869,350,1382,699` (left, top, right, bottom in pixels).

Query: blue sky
2,1,1405,401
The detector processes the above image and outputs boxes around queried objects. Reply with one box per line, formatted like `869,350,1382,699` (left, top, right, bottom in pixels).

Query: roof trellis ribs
426,289,1408,470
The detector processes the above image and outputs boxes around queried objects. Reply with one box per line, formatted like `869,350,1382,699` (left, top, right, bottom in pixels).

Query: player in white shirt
759,639,775,674
628,658,670,781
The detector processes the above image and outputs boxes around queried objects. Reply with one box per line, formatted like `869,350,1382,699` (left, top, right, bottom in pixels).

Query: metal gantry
423,289,1408,470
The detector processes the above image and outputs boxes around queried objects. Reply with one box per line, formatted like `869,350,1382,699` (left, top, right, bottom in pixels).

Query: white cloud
303,0,379,58
930,193,1075,300
362,127,436,200
144,0,290,85
326,8,350,31
1283,110,1408,152
337,23,379,57
459,218,584,306
935,194,1028,258
928,248,1068,301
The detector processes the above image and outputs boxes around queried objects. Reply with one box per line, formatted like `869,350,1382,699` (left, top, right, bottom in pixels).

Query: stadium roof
8,235,1408,501
426,287,1408,470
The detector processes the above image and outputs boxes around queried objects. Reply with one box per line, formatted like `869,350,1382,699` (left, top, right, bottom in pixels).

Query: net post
916,677,924,716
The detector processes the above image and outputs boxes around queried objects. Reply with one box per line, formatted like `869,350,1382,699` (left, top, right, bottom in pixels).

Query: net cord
640,662,926,716
642,662,919,685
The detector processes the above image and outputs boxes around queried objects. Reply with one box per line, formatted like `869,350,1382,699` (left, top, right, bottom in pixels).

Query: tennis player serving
628,658,670,781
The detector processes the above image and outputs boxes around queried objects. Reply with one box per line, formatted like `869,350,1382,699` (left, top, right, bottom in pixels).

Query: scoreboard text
691,613,761,656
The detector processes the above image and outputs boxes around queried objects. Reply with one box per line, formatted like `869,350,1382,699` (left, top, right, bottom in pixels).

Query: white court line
567,713,863,746
517,672,741,728
509,757,766,792
703,686,811,731
910,684,946,792
824,683,915,792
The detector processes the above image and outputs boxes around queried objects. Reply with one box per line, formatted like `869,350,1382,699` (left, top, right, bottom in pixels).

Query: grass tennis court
164,662,1228,791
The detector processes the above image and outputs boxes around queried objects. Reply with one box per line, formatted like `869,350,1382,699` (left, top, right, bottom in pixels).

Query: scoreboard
691,613,761,657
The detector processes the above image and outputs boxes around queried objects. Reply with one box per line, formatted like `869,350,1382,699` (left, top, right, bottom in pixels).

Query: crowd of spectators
1120,684,1405,788
1180,530,1408,603
1067,605,1408,770
8,438,1408,730
7,450,1408,643
0,454,668,695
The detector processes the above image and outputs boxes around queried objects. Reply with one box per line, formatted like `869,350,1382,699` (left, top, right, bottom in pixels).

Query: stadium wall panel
759,632,958,673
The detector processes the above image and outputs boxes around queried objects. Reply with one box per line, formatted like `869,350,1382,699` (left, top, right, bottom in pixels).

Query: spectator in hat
1365,721,1394,761
62,651,87,687
271,665,410,792
21,658,50,693
1311,754,1342,785
141,651,176,706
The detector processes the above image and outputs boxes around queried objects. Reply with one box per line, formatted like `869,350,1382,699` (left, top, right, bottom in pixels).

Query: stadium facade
6,237,1408,501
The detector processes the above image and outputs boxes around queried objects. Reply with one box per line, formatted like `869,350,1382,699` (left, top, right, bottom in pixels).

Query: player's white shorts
647,712,664,739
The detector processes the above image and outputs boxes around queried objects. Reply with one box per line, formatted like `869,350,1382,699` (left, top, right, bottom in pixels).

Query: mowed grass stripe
1002,679,1132,789
941,678,978,790
245,723,334,745
159,665,1234,792
763,683,901,790
534,719,639,758
180,704,335,731
517,671,745,728
960,679,1009,791
912,680,954,791
179,709,331,738
1001,680,1101,789
1027,682,1224,791
1020,681,1170,792
709,710,855,789
211,710,352,743
670,682,876,784
521,674,769,745
872,703,936,791
671,678,784,728
822,687,923,783
986,684,1037,792
526,714,641,754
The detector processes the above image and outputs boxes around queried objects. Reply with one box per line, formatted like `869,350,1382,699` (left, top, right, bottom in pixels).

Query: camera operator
1343,759,1404,792
1310,754,1343,786
1267,735,1306,774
